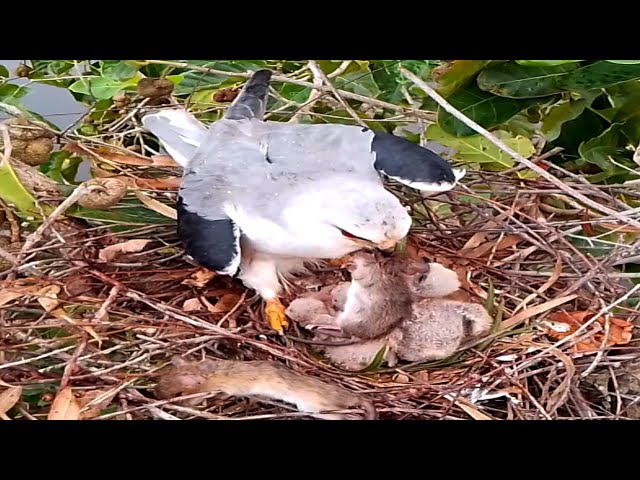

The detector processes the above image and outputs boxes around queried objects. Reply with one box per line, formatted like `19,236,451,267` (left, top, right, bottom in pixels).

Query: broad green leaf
166,74,184,86
550,108,608,155
602,81,640,123
438,82,548,137
29,60,76,76
561,61,640,90
578,123,625,172
0,160,42,216
0,100,60,130
334,65,381,98
187,88,217,110
278,83,311,103
0,65,8,78
101,61,139,81
40,151,83,184
369,60,436,104
606,60,640,65
515,60,584,67
542,98,590,142
68,202,175,233
314,108,387,132
69,77,139,100
174,60,269,96
433,60,492,96
426,124,535,171
0,83,28,101
477,61,579,98
621,114,640,144
506,112,539,138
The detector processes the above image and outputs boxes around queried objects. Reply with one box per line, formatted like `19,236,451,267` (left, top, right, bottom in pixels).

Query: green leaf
433,60,492,97
278,83,311,103
68,202,175,233
68,77,138,100
0,83,28,101
40,151,83,184
333,64,381,98
29,60,76,76
621,114,640,144
426,124,535,171
561,61,640,90
0,160,42,216
602,81,640,123
187,88,216,110
314,108,387,132
174,60,269,96
550,108,608,155
578,123,625,172
101,60,140,81
0,99,61,130
606,60,640,65
438,83,548,137
361,345,390,372
477,61,580,98
541,98,591,142
0,65,8,78
515,60,584,67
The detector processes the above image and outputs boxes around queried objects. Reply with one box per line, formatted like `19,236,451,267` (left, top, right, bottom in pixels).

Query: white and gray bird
141,69,464,332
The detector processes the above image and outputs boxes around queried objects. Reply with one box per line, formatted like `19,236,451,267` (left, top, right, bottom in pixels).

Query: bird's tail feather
141,109,207,167
224,69,272,121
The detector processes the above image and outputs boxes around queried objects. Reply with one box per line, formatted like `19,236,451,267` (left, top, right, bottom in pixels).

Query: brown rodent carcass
155,356,377,420
285,252,493,371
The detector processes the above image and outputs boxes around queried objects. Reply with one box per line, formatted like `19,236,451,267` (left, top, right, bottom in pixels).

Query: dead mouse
155,356,377,420
329,251,414,340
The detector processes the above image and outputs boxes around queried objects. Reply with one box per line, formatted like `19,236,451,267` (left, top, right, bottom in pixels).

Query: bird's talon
265,298,289,333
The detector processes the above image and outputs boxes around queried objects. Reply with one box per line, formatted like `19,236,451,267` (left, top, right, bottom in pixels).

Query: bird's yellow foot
328,255,353,267
265,298,289,333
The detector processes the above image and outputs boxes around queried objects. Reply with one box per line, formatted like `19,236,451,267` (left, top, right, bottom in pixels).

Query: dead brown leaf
64,143,179,168
99,239,152,262
183,298,204,312
36,285,61,312
513,257,563,314
0,283,42,307
501,294,578,330
133,191,177,220
121,176,181,190
181,269,216,287
76,389,118,420
545,310,634,353
48,387,81,420
205,293,241,313
0,385,22,420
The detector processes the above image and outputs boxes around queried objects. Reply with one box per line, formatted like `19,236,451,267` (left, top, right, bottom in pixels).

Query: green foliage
430,59,640,182
1,58,640,231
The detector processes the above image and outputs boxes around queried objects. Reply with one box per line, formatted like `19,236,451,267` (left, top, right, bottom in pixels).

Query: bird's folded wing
369,130,464,192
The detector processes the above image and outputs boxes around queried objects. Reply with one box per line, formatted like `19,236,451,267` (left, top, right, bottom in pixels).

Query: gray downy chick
286,256,493,370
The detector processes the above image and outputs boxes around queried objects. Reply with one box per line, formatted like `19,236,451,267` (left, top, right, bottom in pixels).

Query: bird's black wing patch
371,132,459,190
177,197,241,276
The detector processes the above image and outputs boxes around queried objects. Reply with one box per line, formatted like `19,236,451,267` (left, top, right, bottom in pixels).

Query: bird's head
319,182,412,253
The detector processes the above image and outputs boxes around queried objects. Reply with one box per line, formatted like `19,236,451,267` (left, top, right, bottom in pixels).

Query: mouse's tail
224,69,272,121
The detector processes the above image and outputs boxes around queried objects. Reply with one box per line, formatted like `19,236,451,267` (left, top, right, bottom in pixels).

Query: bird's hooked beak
349,237,397,252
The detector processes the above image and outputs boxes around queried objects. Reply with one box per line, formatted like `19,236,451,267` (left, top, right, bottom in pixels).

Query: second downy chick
286,254,493,370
